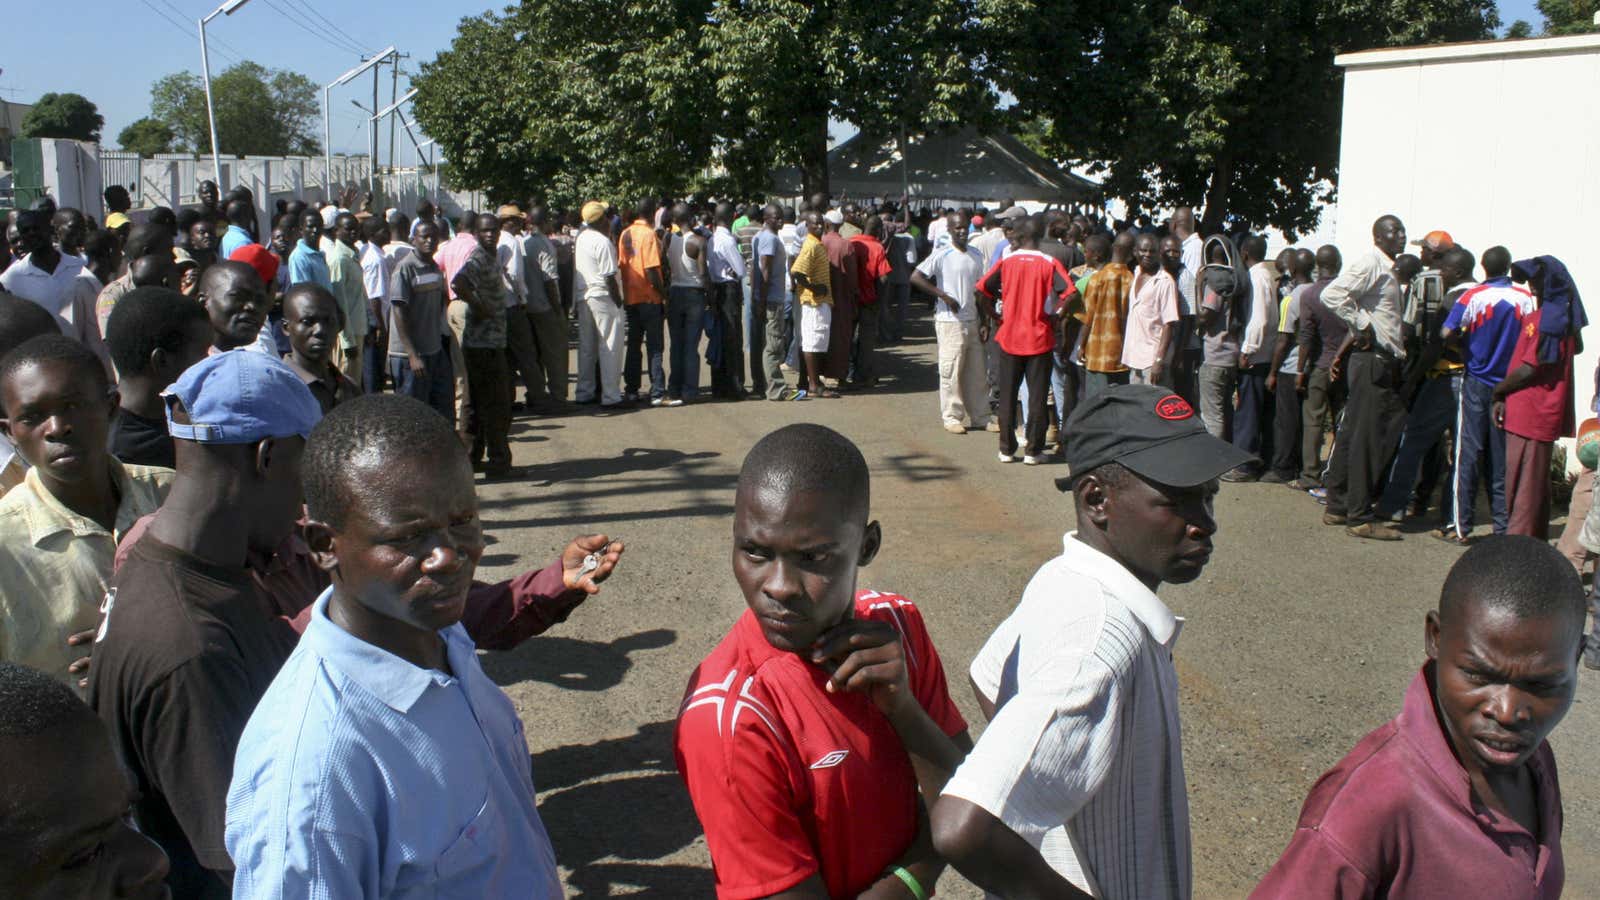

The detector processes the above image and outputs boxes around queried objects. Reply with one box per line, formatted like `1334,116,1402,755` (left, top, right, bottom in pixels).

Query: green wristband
889,865,929,900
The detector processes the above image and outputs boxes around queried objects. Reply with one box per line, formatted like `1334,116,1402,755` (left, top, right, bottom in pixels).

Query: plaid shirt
1076,262,1133,373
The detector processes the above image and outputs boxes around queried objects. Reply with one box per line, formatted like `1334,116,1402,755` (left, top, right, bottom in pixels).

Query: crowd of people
0,177,1591,900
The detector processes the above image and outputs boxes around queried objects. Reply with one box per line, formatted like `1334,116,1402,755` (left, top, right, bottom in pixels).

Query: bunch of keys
578,550,603,580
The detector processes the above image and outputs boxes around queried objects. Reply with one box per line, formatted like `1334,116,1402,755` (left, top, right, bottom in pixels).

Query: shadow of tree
482,629,677,692
533,720,714,897
478,448,737,531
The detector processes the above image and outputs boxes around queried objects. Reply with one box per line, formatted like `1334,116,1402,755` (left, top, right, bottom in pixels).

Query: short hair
1442,245,1475,278
361,216,387,241
0,292,61,358
104,184,132,210
225,198,254,227
1482,245,1512,277
1440,535,1586,627
0,662,91,739
1242,233,1268,260
303,393,463,529
1072,460,1133,496
82,229,119,265
147,207,177,231
105,286,207,377
123,224,169,261
0,334,110,412
175,207,202,234
737,424,870,520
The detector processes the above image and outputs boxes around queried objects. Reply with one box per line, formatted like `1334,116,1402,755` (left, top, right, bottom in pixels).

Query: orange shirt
617,219,664,305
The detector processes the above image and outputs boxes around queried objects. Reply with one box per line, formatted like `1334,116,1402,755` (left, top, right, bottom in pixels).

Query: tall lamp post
198,0,251,187
323,46,396,204
368,88,417,196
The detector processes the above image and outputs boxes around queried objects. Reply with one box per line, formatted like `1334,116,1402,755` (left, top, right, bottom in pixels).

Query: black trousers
1325,350,1408,523
464,346,512,472
999,350,1052,457
1271,371,1302,478
710,281,745,396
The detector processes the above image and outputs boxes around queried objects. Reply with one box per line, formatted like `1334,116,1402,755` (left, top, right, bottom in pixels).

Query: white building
1334,33,1600,421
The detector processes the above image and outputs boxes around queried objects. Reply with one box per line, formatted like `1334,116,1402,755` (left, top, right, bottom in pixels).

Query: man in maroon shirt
1253,535,1583,899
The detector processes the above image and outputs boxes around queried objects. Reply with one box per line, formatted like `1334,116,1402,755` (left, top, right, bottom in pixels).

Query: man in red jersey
676,423,970,899
976,214,1077,465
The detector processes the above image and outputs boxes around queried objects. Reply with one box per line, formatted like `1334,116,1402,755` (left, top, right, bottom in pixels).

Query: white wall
1335,34,1600,424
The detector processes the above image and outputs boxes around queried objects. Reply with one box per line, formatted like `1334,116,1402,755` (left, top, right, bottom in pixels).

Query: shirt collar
302,586,474,713
1061,532,1184,649
20,458,136,546
227,224,249,238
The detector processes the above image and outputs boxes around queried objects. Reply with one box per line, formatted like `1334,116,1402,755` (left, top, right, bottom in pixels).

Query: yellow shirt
790,234,832,307
0,460,173,687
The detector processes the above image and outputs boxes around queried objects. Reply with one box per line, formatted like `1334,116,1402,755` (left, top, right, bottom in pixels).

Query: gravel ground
470,318,1599,898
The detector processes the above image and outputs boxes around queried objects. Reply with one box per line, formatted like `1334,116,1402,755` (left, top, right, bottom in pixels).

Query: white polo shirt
0,253,112,372
942,532,1191,900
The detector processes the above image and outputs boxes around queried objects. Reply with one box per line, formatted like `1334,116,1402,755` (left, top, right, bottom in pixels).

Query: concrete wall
1335,33,1600,425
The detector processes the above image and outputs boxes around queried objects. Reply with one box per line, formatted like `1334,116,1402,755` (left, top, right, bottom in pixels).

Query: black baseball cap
1055,384,1255,491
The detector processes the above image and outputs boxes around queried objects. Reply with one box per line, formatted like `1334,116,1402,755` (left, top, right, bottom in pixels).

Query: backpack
1198,234,1252,325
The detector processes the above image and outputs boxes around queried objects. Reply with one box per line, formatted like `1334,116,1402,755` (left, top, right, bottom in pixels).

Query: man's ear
148,347,169,377
103,388,121,420
254,436,277,480
304,520,338,573
858,519,882,568
1425,610,1443,662
1076,475,1112,528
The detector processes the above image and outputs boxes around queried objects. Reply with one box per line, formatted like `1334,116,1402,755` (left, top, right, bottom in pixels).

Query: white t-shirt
916,245,985,324
573,228,618,304
943,532,1191,900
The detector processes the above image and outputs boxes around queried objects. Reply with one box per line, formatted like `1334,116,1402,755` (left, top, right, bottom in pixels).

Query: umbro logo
810,750,849,769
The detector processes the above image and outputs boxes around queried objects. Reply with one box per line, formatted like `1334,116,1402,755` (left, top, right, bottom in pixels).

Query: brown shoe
1322,512,1348,526
1346,522,1402,541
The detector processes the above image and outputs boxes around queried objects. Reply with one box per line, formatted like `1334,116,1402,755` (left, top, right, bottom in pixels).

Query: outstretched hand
561,534,624,594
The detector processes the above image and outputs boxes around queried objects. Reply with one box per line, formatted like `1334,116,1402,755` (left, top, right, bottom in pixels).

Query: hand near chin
561,534,624,593
811,619,913,718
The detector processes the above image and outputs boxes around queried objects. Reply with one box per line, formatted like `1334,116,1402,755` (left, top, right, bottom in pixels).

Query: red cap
1411,230,1454,252
229,243,279,287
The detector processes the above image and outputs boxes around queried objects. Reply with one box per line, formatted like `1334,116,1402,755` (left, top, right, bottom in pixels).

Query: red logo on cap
1155,395,1194,421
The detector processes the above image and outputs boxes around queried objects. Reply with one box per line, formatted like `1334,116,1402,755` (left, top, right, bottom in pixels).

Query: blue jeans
624,303,666,399
1454,375,1507,535
784,290,800,369
1234,363,1270,462
1378,372,1460,518
1018,366,1070,433
666,286,706,400
388,348,455,425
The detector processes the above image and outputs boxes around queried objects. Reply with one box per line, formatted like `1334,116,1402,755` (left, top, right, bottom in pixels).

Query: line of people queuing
0,181,1589,899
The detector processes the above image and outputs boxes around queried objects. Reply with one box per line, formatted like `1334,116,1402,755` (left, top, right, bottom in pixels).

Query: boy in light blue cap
88,349,323,898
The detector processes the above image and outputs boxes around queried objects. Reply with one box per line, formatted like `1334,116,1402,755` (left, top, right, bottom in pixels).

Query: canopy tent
771,127,1101,204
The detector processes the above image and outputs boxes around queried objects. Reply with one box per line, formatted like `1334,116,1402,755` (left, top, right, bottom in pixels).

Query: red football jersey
674,591,967,899
977,248,1076,356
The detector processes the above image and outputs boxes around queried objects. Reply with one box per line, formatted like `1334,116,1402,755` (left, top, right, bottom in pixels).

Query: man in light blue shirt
225,394,589,899
288,208,332,290
219,199,256,261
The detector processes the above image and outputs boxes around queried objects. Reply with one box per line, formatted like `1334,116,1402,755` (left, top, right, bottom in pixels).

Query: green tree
19,92,103,143
412,0,993,204
148,61,321,157
978,0,1498,237
116,117,175,156
1506,19,1535,37
1536,0,1599,34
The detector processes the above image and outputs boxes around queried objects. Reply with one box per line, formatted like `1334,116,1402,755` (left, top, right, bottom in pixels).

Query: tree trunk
1198,153,1233,236
799,109,830,200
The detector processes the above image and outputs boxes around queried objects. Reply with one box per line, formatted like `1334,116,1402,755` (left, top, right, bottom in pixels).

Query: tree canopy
415,0,1498,230
116,117,176,156
413,0,991,206
20,93,103,143
148,61,321,157
1536,0,1598,34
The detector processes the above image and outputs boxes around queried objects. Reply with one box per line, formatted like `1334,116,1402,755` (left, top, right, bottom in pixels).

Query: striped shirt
943,532,1191,900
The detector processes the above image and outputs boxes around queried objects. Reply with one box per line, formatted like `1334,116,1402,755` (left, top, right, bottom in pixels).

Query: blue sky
0,0,1547,159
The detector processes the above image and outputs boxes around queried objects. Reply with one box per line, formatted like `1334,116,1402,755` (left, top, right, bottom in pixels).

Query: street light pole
322,46,396,206
198,0,251,189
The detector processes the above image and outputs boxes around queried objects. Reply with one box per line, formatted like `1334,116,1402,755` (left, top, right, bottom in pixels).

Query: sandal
819,388,842,399
1429,527,1469,546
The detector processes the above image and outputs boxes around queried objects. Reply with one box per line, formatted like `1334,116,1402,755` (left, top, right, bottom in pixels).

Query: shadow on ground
482,629,677,692
533,720,714,897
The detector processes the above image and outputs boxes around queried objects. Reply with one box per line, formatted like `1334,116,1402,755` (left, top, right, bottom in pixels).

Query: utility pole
371,62,379,197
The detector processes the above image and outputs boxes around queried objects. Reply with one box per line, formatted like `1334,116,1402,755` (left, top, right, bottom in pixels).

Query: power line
283,0,374,56
260,0,366,57
135,0,243,66
156,0,249,61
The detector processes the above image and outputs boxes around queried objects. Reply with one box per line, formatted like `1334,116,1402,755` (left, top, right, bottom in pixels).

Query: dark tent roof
771,127,1101,203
